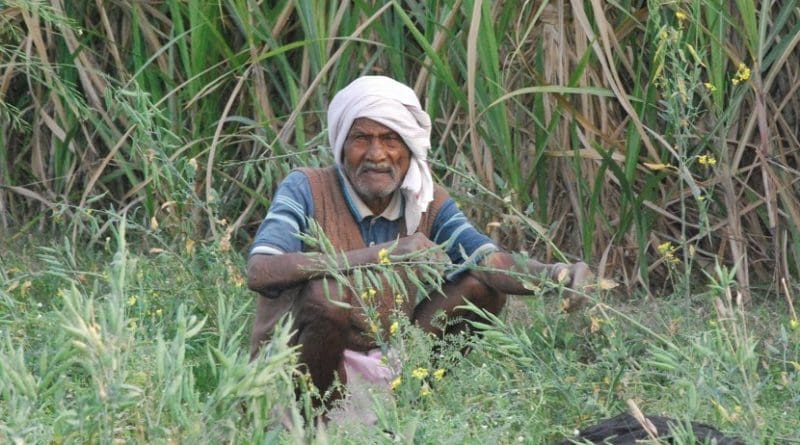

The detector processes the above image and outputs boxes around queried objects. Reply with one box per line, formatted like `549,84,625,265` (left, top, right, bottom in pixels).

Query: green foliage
2,225,799,443
0,221,300,443
1,0,798,294
1,0,799,443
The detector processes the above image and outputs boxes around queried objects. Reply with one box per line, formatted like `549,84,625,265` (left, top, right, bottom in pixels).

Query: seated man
247,75,591,408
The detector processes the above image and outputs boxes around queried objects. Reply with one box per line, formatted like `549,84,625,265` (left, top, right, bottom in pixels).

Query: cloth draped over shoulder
327,75,434,235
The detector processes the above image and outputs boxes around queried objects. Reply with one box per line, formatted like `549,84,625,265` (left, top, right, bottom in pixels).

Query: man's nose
364,137,389,160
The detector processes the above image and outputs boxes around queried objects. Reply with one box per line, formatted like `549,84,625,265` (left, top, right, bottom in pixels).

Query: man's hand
557,261,594,312
390,233,450,264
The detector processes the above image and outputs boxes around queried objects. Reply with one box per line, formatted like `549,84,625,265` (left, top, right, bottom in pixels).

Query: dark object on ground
556,413,744,444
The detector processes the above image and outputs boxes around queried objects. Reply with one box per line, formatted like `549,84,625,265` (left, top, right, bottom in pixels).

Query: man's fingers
568,262,593,288
561,262,594,313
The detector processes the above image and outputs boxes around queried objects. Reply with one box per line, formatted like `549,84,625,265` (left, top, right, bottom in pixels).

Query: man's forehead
349,117,395,133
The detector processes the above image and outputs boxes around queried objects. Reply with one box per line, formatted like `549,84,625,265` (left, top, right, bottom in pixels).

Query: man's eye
382,135,403,145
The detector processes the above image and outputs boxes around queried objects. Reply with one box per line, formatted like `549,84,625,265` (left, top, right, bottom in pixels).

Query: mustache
357,162,396,178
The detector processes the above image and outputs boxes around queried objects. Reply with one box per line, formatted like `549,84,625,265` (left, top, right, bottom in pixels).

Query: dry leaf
185,239,196,256
557,268,571,284
522,280,540,292
598,278,619,290
590,317,602,333
643,162,674,172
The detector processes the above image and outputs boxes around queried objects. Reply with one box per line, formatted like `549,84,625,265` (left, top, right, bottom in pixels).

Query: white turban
328,76,434,235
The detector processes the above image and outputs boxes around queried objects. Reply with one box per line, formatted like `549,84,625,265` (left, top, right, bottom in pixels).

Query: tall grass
2,0,798,298
2,0,799,297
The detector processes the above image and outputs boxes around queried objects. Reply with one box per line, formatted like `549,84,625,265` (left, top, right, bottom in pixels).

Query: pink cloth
342,348,394,386
326,348,398,426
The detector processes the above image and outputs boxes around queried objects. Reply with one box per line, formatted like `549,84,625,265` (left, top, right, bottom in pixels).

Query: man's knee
413,273,507,335
456,274,507,315
294,279,351,329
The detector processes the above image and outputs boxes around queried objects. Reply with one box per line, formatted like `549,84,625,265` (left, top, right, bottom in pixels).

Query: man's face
342,117,411,205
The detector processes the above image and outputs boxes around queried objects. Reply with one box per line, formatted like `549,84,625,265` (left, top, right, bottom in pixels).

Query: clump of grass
0,218,300,443
2,215,799,443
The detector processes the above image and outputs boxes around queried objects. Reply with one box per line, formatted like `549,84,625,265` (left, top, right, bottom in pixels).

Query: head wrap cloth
327,76,434,235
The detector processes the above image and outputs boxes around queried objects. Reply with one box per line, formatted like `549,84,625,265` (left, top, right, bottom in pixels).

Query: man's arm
247,232,442,296
470,251,592,300
246,246,379,295
423,197,592,304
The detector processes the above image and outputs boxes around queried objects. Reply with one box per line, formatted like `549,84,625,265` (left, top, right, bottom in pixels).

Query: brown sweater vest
250,166,449,354
296,166,448,251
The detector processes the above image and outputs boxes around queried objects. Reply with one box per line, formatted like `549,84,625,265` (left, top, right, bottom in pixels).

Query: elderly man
247,76,591,407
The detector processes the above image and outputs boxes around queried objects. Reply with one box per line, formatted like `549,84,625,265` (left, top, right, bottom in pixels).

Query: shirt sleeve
249,171,314,257
429,198,499,279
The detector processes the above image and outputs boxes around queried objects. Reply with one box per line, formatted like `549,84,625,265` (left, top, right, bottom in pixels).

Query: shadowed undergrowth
0,223,798,443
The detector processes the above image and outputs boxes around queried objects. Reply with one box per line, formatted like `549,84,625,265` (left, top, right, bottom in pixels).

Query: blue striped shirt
250,167,497,279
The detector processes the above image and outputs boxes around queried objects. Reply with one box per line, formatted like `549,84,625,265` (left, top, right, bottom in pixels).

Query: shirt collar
336,166,404,222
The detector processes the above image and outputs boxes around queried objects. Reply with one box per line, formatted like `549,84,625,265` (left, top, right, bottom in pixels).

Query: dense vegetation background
1,1,798,443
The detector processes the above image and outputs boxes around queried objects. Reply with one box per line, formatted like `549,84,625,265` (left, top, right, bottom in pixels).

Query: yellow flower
370,321,379,333
378,248,391,265
390,321,399,336
390,376,402,391
657,241,680,264
412,367,429,380
698,154,717,166
155,308,163,317
420,383,432,397
675,11,687,21
737,63,751,80
790,319,799,330
704,82,716,92
361,288,377,301
395,293,405,305
433,368,446,381
732,63,751,85
127,295,137,306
